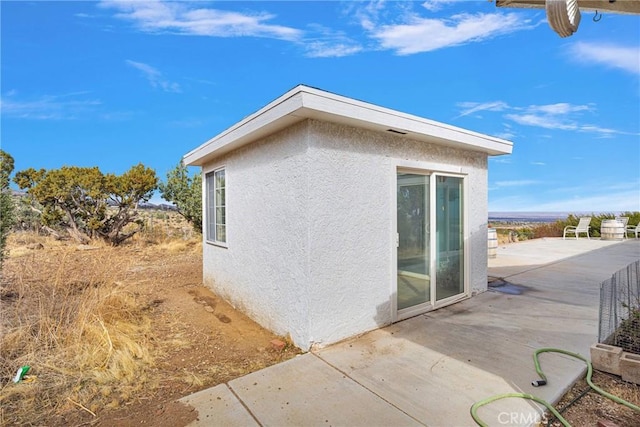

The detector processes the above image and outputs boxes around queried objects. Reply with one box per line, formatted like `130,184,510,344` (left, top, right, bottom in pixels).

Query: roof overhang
184,85,513,167
496,0,640,14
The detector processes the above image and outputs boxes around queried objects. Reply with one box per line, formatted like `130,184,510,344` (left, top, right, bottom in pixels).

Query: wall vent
387,129,407,135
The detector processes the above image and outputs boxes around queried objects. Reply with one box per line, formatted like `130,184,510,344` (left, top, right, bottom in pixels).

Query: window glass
206,168,226,243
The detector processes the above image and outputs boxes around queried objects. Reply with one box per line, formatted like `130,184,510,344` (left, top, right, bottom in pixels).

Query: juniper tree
158,160,202,233
14,163,158,245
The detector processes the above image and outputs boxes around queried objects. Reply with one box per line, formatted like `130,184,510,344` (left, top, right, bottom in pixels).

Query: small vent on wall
387,128,407,135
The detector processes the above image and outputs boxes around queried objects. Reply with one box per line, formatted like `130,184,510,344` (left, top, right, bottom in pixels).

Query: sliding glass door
396,173,430,311
436,176,464,301
396,171,465,318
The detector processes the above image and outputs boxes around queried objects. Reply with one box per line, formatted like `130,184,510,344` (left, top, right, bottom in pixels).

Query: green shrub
550,212,640,238
515,227,534,240
620,211,640,227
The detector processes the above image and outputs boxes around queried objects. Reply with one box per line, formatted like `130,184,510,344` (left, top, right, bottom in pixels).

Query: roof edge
184,85,513,166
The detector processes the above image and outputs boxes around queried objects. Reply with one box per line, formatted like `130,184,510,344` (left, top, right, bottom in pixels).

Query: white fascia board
184,85,513,166
297,88,513,156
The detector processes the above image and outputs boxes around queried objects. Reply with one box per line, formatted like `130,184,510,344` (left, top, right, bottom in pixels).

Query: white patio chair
563,217,591,240
616,217,629,239
626,223,639,239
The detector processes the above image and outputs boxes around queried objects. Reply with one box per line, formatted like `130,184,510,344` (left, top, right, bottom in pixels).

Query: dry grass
136,210,196,245
492,222,568,244
0,217,292,426
0,236,155,425
532,222,566,239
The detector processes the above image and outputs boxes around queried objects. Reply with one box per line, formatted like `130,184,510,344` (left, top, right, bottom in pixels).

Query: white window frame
206,166,227,246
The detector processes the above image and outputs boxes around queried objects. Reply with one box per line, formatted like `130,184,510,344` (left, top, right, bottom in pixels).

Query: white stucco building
185,85,513,351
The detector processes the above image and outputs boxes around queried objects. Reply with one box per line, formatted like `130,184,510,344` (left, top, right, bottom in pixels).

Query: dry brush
0,236,155,424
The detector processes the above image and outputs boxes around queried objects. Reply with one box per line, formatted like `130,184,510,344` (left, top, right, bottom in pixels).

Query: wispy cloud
421,1,457,12
494,180,540,187
506,105,631,137
100,1,538,58
530,161,546,166
505,112,577,131
101,1,363,58
456,101,509,118
369,12,534,55
569,42,640,75
303,24,362,58
494,131,516,140
305,42,362,58
0,92,101,120
100,0,302,41
490,157,512,164
459,100,633,137
526,103,594,115
491,122,516,141
126,60,181,93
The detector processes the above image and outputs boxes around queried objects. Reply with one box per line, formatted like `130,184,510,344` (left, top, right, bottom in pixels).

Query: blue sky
2,0,639,212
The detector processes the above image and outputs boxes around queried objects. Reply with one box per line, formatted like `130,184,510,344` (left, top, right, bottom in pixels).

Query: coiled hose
470,347,640,427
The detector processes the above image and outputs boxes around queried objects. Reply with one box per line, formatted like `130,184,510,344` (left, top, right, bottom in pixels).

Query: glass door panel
397,173,430,310
435,176,464,301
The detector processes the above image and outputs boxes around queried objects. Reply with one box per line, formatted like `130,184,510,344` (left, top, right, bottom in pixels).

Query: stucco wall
202,121,312,345
305,120,488,347
201,119,489,350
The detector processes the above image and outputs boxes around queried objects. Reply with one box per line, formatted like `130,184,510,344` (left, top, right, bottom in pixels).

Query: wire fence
598,260,640,354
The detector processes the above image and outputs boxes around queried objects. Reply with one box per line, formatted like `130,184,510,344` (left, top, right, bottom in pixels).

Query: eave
184,85,513,167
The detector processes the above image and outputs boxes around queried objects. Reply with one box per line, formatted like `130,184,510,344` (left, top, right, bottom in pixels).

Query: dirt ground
0,234,299,426
546,370,640,427
88,248,299,427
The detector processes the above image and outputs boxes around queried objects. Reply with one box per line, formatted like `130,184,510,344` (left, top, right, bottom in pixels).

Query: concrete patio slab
229,353,422,427
315,322,552,426
178,383,258,427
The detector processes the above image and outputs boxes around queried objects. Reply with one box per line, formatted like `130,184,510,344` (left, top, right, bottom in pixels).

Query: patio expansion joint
225,383,264,427
309,352,429,426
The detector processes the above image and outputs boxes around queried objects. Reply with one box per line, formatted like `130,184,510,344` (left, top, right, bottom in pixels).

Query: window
206,167,226,244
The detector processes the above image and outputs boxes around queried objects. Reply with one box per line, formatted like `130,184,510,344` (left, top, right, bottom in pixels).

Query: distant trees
0,150,15,267
158,160,202,233
14,164,158,245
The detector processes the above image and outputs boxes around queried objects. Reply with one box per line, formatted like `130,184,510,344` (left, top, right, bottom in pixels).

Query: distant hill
489,211,628,223
489,212,568,223
11,190,177,211
138,202,177,211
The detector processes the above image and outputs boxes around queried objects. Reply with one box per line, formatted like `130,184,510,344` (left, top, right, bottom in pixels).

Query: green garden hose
470,392,570,427
470,347,640,426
